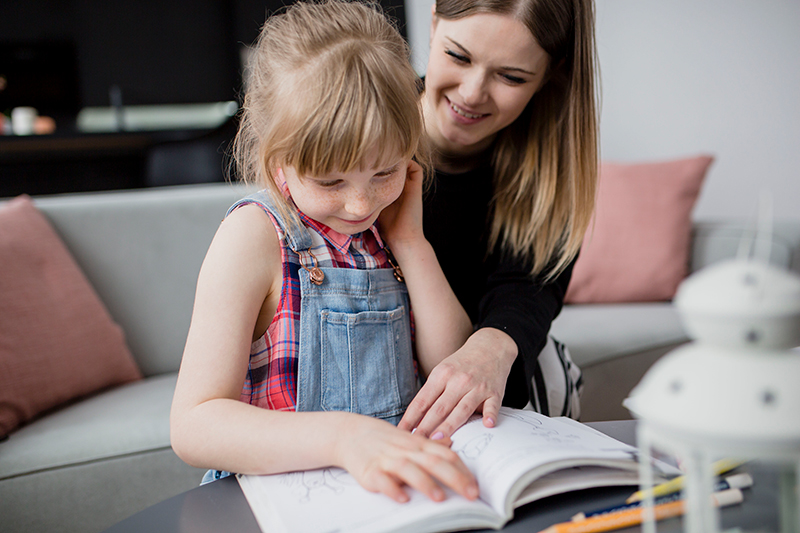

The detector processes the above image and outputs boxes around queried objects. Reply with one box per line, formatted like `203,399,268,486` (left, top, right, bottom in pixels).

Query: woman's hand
335,413,478,504
378,160,425,249
398,328,518,440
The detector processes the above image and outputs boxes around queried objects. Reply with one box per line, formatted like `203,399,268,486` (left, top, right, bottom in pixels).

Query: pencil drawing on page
454,433,494,459
281,468,357,503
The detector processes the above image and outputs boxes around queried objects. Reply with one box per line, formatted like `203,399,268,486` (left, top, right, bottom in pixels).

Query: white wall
405,0,800,221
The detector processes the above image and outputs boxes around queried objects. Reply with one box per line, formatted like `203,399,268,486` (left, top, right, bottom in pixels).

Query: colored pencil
571,472,752,521
625,458,746,503
538,488,743,533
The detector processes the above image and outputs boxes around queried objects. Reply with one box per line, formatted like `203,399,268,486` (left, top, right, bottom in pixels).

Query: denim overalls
202,191,417,484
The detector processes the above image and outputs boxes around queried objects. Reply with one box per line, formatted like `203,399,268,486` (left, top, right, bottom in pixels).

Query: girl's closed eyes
306,164,402,189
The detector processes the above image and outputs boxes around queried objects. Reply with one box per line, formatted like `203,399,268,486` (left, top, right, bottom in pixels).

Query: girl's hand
378,160,425,249
336,413,478,504
397,328,518,440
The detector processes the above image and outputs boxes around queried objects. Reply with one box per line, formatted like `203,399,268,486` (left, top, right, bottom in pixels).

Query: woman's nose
459,70,488,107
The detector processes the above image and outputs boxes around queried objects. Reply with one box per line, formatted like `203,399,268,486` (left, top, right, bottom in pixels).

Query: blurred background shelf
0,0,405,198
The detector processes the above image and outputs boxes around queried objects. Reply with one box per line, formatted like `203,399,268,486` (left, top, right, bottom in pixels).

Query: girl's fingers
390,456,446,502
370,472,410,503
388,442,477,502
414,444,479,500
347,419,478,503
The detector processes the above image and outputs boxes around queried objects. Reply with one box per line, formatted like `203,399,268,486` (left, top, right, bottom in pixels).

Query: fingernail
411,428,417,434
432,488,444,501
486,418,495,427
467,485,479,499
431,431,444,440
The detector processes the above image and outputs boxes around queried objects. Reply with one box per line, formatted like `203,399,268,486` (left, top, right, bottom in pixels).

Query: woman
398,0,598,439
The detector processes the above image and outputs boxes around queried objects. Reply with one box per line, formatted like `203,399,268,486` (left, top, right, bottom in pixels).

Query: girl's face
281,155,408,235
424,12,550,157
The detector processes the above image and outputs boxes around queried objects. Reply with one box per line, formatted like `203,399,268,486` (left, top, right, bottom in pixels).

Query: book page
449,408,639,519
238,466,502,533
238,409,645,533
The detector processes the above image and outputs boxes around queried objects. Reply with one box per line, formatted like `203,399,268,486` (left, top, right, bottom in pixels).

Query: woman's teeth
450,102,482,119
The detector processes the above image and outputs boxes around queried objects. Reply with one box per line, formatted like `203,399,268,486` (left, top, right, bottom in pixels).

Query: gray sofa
553,219,800,422
1,183,799,533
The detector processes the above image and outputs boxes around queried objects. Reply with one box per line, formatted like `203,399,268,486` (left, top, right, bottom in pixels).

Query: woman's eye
316,180,342,188
445,49,469,64
501,74,526,85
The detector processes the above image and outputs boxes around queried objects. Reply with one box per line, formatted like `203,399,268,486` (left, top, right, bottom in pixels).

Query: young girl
170,0,478,504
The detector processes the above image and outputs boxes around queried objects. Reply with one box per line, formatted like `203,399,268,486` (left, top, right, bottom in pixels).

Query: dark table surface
104,421,780,533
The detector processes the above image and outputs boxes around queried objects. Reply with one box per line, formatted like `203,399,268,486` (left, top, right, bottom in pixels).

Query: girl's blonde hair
234,0,427,223
435,0,598,280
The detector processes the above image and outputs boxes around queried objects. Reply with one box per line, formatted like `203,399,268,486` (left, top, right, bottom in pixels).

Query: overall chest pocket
319,305,414,420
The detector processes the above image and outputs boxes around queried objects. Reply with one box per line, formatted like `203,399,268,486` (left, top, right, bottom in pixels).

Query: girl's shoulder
193,203,283,328
209,204,283,274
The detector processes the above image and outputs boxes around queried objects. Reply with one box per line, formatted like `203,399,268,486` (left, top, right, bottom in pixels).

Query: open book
238,408,669,533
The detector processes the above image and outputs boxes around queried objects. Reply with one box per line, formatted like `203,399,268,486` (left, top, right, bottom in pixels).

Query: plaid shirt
238,199,394,411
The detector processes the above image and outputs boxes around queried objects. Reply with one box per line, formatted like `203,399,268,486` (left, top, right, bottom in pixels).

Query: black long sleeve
423,163,574,408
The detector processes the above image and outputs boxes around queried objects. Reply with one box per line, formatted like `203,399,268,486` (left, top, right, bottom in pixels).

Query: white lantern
624,253,800,532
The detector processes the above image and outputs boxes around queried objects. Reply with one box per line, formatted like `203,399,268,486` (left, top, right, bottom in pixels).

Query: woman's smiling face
424,12,550,157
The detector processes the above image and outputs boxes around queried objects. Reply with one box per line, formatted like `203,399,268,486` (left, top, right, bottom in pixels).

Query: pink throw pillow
565,155,713,304
0,196,142,438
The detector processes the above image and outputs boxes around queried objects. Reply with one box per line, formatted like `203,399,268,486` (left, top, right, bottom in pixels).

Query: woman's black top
422,163,576,408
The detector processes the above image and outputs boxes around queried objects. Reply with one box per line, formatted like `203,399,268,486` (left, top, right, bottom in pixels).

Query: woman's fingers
480,395,502,429
398,378,445,432
426,389,490,440
407,361,497,439
401,328,516,438
400,373,503,439
406,159,424,186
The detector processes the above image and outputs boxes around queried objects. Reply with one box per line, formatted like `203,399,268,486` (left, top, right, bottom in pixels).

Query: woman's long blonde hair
233,0,428,225
435,0,598,280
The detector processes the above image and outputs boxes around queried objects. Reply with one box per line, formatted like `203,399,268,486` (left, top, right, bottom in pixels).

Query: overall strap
226,190,314,253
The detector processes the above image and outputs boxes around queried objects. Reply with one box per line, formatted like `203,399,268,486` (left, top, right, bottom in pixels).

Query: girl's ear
272,166,285,188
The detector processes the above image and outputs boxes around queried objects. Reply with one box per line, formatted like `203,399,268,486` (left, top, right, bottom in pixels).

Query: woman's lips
446,97,488,124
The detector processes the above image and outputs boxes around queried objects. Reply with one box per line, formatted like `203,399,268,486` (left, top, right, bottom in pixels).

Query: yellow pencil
538,488,743,533
625,458,746,503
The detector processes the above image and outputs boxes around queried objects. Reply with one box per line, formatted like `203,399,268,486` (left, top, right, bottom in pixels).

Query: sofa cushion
0,373,178,480
550,302,689,368
566,155,713,304
31,183,249,376
0,196,141,438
